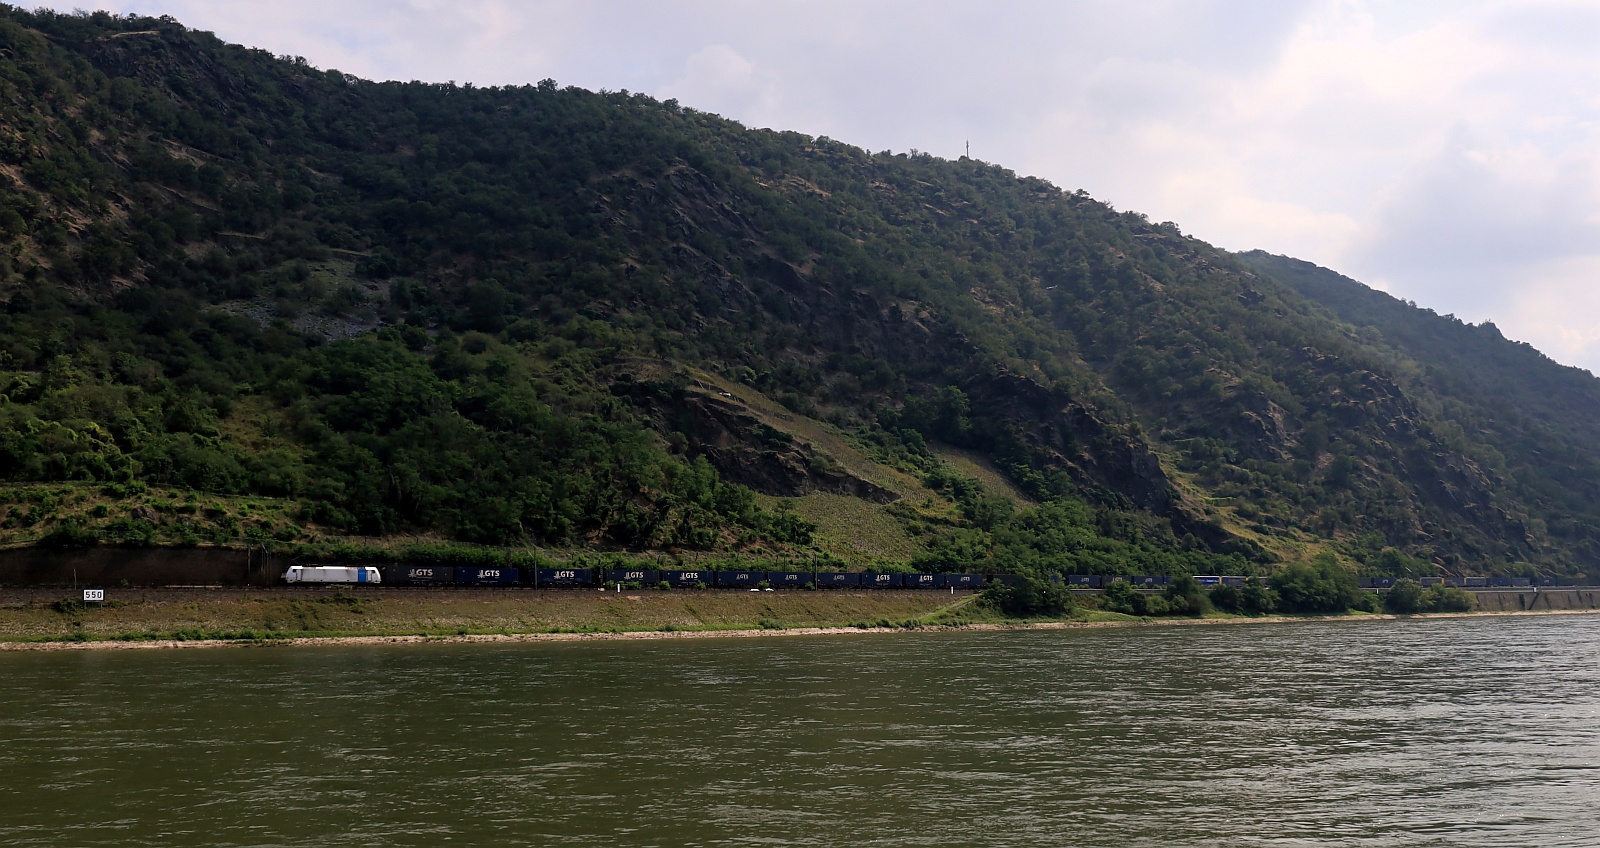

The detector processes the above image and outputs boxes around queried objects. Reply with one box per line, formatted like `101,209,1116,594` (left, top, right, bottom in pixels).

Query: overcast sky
38,0,1600,373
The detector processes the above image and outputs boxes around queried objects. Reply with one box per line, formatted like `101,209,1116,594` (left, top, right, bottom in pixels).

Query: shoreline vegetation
2,587,1595,652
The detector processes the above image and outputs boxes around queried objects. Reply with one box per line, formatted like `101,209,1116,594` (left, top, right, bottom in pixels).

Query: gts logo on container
555,570,577,579
622,571,647,580
479,570,501,578
408,569,439,578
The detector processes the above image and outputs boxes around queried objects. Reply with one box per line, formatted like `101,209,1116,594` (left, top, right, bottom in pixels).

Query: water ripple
2,616,1599,846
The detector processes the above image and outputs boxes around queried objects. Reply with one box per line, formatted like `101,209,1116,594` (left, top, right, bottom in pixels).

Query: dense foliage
2,9,1600,582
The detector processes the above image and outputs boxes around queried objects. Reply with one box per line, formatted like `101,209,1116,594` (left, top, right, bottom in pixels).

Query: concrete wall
1470,589,1600,612
0,546,283,587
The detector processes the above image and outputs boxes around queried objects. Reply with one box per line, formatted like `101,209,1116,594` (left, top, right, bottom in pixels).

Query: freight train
282,565,993,589
278,566,1267,590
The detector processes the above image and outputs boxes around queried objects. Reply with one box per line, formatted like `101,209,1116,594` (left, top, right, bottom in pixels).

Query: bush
1384,578,1424,614
1138,594,1171,616
983,575,1073,618
1165,575,1210,616
39,523,99,548
1239,579,1278,614
1209,584,1243,613
1422,584,1477,613
1100,580,1138,615
1274,553,1362,613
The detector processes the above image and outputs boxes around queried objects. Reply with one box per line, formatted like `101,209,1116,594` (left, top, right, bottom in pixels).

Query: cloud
662,44,774,122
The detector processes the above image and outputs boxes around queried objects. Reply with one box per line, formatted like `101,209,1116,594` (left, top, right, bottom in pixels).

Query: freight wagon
660,570,713,588
381,565,454,585
605,569,659,587
715,571,764,589
537,568,593,587
457,566,520,585
765,571,813,588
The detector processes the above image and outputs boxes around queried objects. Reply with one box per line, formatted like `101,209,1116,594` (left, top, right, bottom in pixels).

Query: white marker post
83,589,104,603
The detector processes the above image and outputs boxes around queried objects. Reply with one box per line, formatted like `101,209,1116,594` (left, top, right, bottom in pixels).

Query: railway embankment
0,586,974,644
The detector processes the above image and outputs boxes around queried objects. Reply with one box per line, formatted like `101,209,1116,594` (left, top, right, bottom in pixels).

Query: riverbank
0,586,975,647
3,586,1599,651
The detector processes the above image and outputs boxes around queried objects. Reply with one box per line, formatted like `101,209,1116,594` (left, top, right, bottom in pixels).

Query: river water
2,615,1598,847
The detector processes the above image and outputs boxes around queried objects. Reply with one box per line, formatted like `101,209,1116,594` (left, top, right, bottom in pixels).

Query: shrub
1209,584,1243,613
1239,579,1278,614
1274,553,1362,613
983,575,1073,618
1165,575,1210,616
39,523,99,548
1100,580,1138,614
1138,594,1171,616
1384,579,1424,614
1422,585,1476,613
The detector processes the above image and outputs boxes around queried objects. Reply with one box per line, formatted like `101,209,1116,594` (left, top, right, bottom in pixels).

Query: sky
36,0,1600,372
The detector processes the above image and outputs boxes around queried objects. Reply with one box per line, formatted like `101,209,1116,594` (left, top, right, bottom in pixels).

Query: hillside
2,7,1599,580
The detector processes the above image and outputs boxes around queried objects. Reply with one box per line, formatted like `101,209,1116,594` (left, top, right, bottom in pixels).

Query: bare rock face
621,380,897,503
960,370,1176,513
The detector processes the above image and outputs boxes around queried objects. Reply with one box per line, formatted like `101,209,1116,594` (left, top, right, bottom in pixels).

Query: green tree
1238,578,1278,614
1275,552,1362,613
1421,584,1476,613
1384,578,1424,613
984,574,1073,618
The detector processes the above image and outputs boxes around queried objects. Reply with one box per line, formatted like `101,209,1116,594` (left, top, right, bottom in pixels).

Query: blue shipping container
381,564,456,585
946,574,985,590
766,571,813,588
457,567,520,585
861,573,903,589
904,573,942,589
606,568,660,586
815,572,859,588
536,568,593,587
660,570,712,588
716,571,763,588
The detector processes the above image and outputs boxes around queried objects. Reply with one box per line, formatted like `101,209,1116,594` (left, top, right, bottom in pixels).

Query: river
2,615,1598,846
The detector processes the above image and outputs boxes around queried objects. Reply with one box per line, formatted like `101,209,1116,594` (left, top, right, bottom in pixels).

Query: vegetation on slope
2,8,1599,582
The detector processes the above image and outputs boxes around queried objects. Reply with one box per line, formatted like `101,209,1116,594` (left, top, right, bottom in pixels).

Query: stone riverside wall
1469,589,1600,612
0,546,282,587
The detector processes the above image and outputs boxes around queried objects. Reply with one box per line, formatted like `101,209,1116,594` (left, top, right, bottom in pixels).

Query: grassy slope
0,587,977,642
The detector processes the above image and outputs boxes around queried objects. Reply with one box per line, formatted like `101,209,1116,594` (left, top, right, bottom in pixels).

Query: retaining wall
0,546,281,587
1470,589,1600,612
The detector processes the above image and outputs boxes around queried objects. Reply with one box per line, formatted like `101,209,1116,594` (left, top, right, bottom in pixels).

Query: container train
281,568,1574,591
277,566,1273,590
281,565,993,589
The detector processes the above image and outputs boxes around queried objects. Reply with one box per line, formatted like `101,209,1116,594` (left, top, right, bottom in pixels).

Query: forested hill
2,7,1599,581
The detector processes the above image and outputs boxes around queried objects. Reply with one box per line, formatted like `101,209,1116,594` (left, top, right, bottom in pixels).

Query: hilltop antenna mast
965,140,970,159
